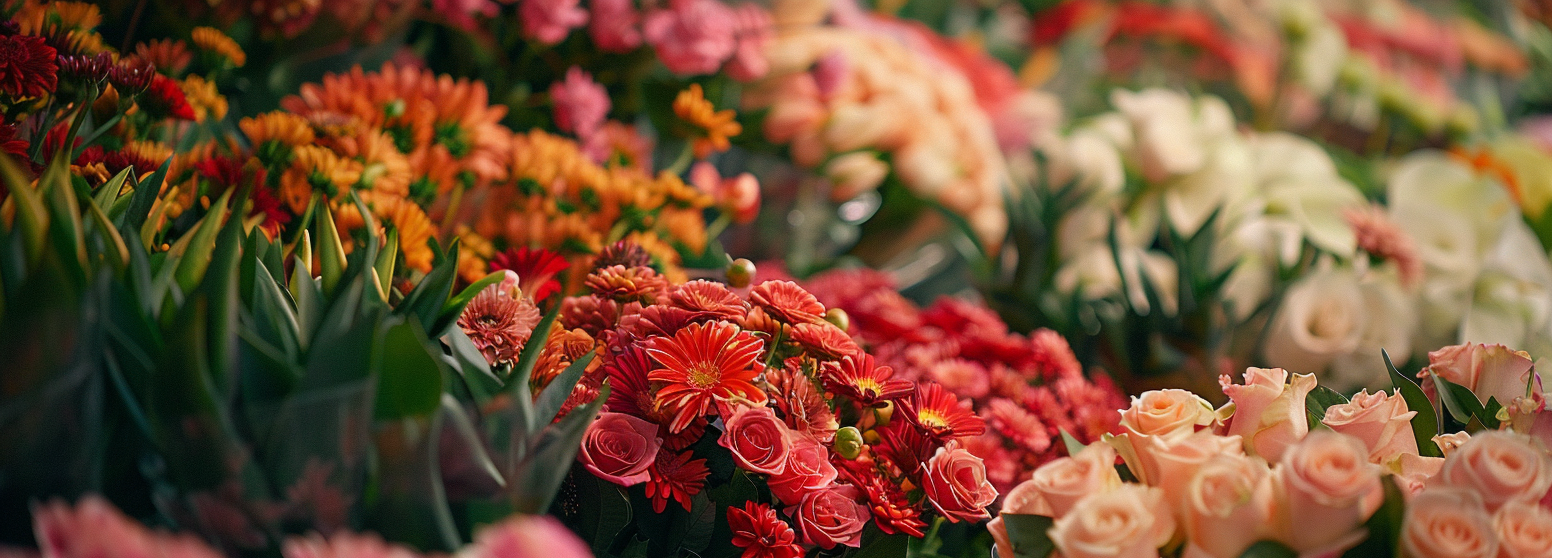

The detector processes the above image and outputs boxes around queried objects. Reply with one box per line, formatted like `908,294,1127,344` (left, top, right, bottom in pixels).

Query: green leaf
1386,350,1442,458
1059,429,1085,457
510,305,560,393
171,190,232,294
508,385,607,514
533,351,595,429
92,167,132,211
84,200,129,270
315,201,347,296
1239,541,1298,558
573,471,634,557
396,240,460,337
118,157,170,237
854,524,912,558
375,317,448,420
442,328,504,404
0,154,47,263
1305,386,1349,427
1000,514,1056,558
434,271,505,336
375,227,398,296
41,158,88,287
1432,374,1487,428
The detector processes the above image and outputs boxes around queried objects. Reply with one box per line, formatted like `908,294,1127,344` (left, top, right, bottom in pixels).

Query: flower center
917,409,947,429
688,363,721,389
854,377,881,394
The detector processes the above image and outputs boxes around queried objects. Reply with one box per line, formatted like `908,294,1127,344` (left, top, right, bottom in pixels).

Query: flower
190,27,245,67
747,280,825,325
108,60,154,96
1273,430,1383,555
646,321,767,432
1221,368,1315,462
457,273,543,366
824,152,890,201
669,280,746,320
490,247,571,301
1009,442,1122,518
579,412,662,486
1401,487,1499,558
0,34,57,98
463,514,593,558
820,353,913,408
1345,205,1422,287
901,383,986,440
725,4,772,81
1260,268,1367,375
766,433,838,505
1114,429,1243,501
1049,484,1176,558
241,112,316,148
1493,501,1552,558
1119,389,1216,441
1180,454,1277,558
139,74,195,121
1425,343,1538,408
645,449,710,513
181,75,227,122
32,496,224,558
643,0,737,76
921,444,997,523
133,39,190,74
688,162,761,224
1435,430,1552,512
1320,389,1419,464
585,265,668,304
520,0,588,44
550,67,609,139
717,406,793,475
727,502,803,558
282,533,423,558
672,83,741,158
788,322,859,361
588,0,642,52
787,485,869,549
764,363,838,442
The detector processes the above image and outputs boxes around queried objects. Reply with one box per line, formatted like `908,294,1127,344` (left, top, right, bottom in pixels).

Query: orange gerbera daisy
190,27,246,67
280,146,363,213
748,280,826,325
133,39,190,74
900,383,985,441
585,264,668,304
241,112,316,148
645,321,767,433
672,84,741,158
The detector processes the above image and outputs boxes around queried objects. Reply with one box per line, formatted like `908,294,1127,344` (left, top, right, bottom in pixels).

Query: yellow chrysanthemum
334,192,437,273
181,75,228,122
240,112,316,148
190,27,246,67
672,84,741,158
122,141,174,170
280,146,363,213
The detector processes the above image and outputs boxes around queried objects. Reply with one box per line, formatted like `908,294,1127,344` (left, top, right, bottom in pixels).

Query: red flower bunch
0,33,57,99
801,267,1128,495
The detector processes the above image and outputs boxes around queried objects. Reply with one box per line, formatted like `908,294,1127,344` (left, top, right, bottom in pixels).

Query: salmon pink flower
790,322,860,361
646,321,767,432
902,383,986,440
586,264,668,304
282,532,423,558
550,67,609,139
748,280,826,325
728,502,803,558
464,514,592,558
718,406,793,475
921,443,997,523
579,412,662,486
767,433,838,505
787,485,869,549
457,273,543,366
820,353,913,408
588,0,642,53
670,279,747,320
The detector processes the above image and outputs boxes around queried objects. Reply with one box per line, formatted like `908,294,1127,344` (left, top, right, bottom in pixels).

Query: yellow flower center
688,363,721,389
917,409,947,429
854,377,881,394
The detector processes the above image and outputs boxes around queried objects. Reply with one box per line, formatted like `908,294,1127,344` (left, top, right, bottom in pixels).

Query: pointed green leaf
999,514,1056,558
375,316,447,420
1386,350,1442,457
396,240,460,337
171,190,232,293
92,167,132,211
119,157,171,237
533,351,595,428
510,385,607,514
375,227,398,295
314,201,347,296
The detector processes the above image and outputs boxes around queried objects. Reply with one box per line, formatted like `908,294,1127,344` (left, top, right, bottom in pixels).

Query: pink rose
1050,484,1176,558
1221,368,1315,462
587,0,642,53
1494,501,1552,558
718,406,793,475
1272,431,1383,555
519,0,588,45
643,0,737,76
1427,343,1538,407
1181,454,1277,558
465,514,593,558
1320,389,1419,464
787,485,869,549
1119,389,1216,441
1436,430,1552,512
767,434,837,506
284,533,423,558
921,444,998,523
1010,443,1121,518
578,412,662,486
1115,430,1243,505
550,67,610,139
725,4,772,81
1434,432,1472,456
1401,488,1499,558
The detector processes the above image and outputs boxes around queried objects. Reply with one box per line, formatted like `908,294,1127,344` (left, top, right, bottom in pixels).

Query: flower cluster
800,267,1127,494
990,340,1552,558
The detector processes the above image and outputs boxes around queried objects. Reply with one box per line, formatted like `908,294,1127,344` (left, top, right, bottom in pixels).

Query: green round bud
824,308,850,332
727,258,756,288
833,426,864,460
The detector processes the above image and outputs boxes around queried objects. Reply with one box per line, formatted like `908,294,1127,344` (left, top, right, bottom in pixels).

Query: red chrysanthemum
586,264,668,304
646,321,767,433
727,502,804,558
457,283,542,366
645,449,709,513
985,398,1052,454
789,322,861,361
670,279,747,320
765,362,838,443
747,280,826,325
490,246,571,301
0,34,56,99
108,60,155,96
632,305,701,338
835,459,928,538
871,419,939,477
900,383,985,440
139,74,195,121
820,353,913,408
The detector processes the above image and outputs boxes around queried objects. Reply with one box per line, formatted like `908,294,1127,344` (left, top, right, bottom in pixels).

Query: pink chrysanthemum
588,0,642,53
642,0,737,76
747,280,826,325
927,358,992,399
549,67,610,139
457,278,542,366
519,0,588,45
985,398,1052,455
1345,205,1423,288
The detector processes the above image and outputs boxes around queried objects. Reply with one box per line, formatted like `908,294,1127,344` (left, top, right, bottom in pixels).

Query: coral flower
645,321,767,433
586,264,668,304
593,240,655,270
1345,205,1423,288
645,449,710,513
902,383,986,440
240,112,316,148
643,0,736,76
490,246,571,301
748,280,826,325
672,83,741,158
520,0,589,45
133,39,190,74
190,27,246,67
821,353,914,408
670,279,747,320
588,0,642,53
457,274,542,366
550,67,609,139
728,502,804,558
790,322,861,361
0,34,57,98
765,363,838,442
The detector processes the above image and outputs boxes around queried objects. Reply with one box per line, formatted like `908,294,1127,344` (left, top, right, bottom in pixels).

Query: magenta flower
520,0,588,45
550,67,610,139
643,0,737,76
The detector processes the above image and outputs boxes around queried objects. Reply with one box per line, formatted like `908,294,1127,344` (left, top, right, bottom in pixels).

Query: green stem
664,142,694,176
704,213,730,241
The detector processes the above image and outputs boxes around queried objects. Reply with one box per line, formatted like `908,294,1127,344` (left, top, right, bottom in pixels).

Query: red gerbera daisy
646,321,767,433
586,264,668,304
0,34,56,99
900,383,985,440
670,279,747,320
820,353,914,408
789,322,861,361
747,280,826,325
139,74,195,120
251,184,290,240
835,459,929,538
765,362,838,443
727,502,804,558
490,246,571,301
645,449,709,513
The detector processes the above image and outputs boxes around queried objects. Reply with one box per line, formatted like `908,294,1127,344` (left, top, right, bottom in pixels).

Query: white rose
1262,263,1365,374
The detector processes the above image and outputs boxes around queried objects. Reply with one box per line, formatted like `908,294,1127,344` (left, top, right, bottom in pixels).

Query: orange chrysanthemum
672,84,741,158
133,39,190,75
241,112,316,148
748,280,826,325
790,322,861,361
901,383,986,440
280,145,363,213
586,264,668,304
190,27,246,67
645,321,767,433
180,75,227,122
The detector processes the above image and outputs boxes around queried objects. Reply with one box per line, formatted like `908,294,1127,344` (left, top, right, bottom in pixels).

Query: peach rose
1390,453,1444,498
1433,432,1472,456
767,433,838,506
1113,430,1243,504
718,406,793,475
1050,484,1176,558
1320,389,1419,464
1273,431,1383,555
1181,454,1278,558
1401,487,1499,558
1436,430,1552,512
578,412,663,486
1494,501,1552,558
1119,389,1217,441
922,444,998,523
987,516,1014,558
1427,343,1538,407
1011,443,1122,518
1222,367,1316,462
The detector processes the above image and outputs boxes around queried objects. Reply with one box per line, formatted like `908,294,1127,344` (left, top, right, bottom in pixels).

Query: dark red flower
727,502,804,558
633,305,700,338
670,279,747,320
490,246,571,301
251,185,290,240
0,117,28,158
56,52,113,86
789,322,861,361
644,449,709,513
900,383,985,441
820,353,913,408
0,34,56,98
139,74,195,120
193,154,252,189
871,419,939,477
108,60,155,96
593,240,654,270
834,459,929,538
748,280,826,325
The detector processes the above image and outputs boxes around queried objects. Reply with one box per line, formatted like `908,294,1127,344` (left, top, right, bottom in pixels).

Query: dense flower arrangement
800,266,1127,495
992,341,1552,558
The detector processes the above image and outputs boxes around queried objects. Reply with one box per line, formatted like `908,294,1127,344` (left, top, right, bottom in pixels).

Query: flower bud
833,426,863,459
727,258,756,288
824,308,850,332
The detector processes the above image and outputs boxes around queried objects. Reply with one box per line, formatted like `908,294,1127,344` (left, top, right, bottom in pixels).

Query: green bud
727,258,756,288
833,426,864,460
824,308,850,332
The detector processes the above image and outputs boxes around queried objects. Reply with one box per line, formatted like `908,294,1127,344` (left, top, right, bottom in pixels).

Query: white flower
1263,262,1366,375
